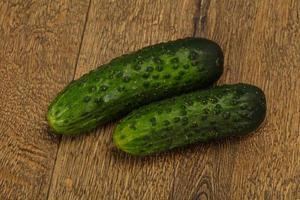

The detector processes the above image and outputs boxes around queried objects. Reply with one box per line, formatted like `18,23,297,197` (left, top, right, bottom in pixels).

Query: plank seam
72,0,93,80
45,0,93,199
193,0,202,37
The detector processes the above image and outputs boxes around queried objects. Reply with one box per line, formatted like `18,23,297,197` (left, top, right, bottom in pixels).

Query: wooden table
0,1,299,199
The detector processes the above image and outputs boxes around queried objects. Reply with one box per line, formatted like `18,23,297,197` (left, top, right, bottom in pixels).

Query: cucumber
47,38,223,134
113,84,266,156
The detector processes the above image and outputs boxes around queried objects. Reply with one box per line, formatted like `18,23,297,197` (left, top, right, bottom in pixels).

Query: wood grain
170,0,300,199
1,0,299,199
0,0,90,199
47,0,198,199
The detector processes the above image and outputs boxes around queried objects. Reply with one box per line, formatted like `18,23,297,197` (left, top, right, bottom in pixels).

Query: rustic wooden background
0,0,299,199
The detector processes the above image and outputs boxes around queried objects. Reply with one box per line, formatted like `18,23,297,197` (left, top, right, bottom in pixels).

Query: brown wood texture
0,0,90,199
172,0,300,199
0,0,299,200
47,0,198,199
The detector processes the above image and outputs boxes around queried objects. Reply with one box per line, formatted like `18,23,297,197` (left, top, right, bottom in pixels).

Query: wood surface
48,1,197,199
0,0,299,200
0,0,91,199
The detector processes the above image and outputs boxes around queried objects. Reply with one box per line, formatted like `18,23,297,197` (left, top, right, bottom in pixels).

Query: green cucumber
47,38,223,134
113,83,266,156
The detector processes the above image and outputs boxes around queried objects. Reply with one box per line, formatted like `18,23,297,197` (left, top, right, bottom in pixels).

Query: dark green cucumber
47,37,223,134
113,83,266,156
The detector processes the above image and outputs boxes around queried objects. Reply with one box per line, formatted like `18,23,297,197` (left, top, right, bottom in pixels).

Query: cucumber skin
113,84,266,156
47,37,223,135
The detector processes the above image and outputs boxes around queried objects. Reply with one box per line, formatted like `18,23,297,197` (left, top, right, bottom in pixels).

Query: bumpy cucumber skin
113,84,266,156
47,38,224,135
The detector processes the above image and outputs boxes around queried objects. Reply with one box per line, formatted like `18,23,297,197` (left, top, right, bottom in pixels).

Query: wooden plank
47,0,197,199
171,0,300,199
0,0,90,199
